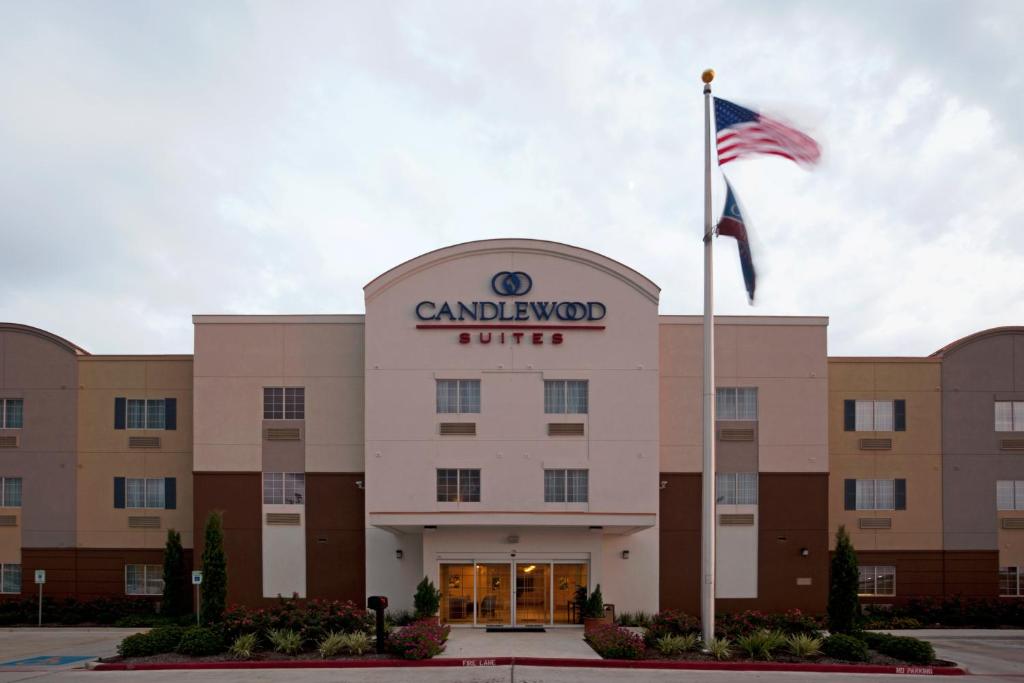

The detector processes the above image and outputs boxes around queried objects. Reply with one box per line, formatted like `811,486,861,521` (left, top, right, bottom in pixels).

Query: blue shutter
164,398,177,431
164,478,176,510
895,479,906,510
844,479,856,510
114,477,126,509
843,400,855,431
114,397,126,430
894,400,906,432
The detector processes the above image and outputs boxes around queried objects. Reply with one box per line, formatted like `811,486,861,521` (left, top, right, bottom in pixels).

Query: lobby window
436,380,480,414
844,479,906,510
0,477,21,507
717,388,757,420
0,399,23,429
264,388,305,420
114,397,176,430
997,480,1024,511
858,565,895,596
113,477,176,510
544,380,588,414
263,473,305,505
437,469,480,502
1000,567,1022,597
544,469,589,503
125,564,163,595
716,472,758,504
0,563,20,594
844,399,906,432
995,401,1024,431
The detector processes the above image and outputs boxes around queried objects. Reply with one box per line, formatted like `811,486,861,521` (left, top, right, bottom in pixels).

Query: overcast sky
2,0,1022,356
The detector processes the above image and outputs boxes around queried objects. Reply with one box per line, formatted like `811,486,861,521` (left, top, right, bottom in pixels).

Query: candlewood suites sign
414,271,606,345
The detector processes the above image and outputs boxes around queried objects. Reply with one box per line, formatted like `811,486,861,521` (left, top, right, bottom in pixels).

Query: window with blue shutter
895,479,906,510
114,477,126,509
844,479,856,510
114,398,126,430
894,400,906,432
164,478,176,510
165,398,177,431
843,400,855,431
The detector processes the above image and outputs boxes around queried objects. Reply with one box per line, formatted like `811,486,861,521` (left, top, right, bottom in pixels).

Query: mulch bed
101,651,395,665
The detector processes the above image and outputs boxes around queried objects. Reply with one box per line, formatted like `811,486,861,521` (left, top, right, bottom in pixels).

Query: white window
0,399,23,429
263,473,305,505
716,388,757,420
997,480,1024,511
716,472,758,504
544,469,589,503
263,388,305,420
1000,567,1022,597
544,380,588,414
856,479,895,510
125,564,163,595
855,400,894,431
436,469,480,502
858,565,896,596
125,478,165,509
995,401,1024,431
436,380,480,414
126,399,165,429
0,563,20,594
0,477,21,507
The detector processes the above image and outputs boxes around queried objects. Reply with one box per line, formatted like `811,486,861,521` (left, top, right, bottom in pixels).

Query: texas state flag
717,179,756,303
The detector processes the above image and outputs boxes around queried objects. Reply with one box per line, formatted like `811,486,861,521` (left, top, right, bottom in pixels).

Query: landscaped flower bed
587,609,955,668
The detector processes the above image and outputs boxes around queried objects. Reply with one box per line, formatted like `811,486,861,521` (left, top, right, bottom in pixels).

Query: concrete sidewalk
438,627,600,659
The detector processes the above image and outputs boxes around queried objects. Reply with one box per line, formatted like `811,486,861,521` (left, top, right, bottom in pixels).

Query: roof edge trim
0,323,89,355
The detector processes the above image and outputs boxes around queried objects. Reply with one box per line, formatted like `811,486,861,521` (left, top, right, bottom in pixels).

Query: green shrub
786,632,823,658
342,631,372,655
735,629,786,660
584,624,645,659
147,626,185,653
385,609,415,627
176,626,225,656
162,529,189,618
822,633,868,662
828,525,861,634
707,637,732,661
229,633,259,660
655,633,700,656
616,611,652,627
318,631,347,658
199,511,228,625
584,584,605,619
644,609,701,646
267,628,304,655
413,577,442,619
118,633,160,658
863,632,934,664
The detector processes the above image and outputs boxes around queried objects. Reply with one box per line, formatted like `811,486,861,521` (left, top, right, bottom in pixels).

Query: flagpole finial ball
701,69,715,84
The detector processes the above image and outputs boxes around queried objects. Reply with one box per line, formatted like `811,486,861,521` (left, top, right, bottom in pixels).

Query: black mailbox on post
367,595,389,653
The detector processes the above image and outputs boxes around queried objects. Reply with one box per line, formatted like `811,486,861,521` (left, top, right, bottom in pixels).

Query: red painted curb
92,656,967,675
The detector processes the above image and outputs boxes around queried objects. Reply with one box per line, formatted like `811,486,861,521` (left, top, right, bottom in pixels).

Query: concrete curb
93,656,967,675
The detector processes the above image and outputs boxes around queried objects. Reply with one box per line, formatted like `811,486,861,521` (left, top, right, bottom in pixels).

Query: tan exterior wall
660,316,829,473
828,358,943,551
76,356,194,549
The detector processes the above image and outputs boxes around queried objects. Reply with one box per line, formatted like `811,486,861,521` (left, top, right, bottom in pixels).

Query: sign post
34,570,46,627
191,571,202,626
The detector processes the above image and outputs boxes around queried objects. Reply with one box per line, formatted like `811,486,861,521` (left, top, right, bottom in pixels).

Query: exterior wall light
800,547,810,557
395,549,404,560
621,550,630,559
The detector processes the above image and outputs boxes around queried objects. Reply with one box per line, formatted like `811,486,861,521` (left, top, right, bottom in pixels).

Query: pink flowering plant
584,624,646,660
222,597,373,646
388,619,449,660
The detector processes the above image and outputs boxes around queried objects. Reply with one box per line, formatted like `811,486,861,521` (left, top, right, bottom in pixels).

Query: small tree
413,576,442,619
828,524,860,633
161,528,188,617
584,583,605,618
200,511,228,625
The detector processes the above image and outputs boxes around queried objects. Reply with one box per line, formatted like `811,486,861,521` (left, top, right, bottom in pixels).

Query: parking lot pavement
0,628,143,667
880,629,1024,682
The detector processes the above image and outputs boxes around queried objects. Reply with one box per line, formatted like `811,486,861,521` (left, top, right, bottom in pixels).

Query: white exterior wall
262,503,307,598
363,240,661,618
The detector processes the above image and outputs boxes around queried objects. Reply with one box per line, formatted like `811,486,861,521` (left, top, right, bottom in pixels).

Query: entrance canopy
368,511,655,535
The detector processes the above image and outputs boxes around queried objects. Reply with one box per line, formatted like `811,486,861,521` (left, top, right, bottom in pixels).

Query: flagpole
700,68,717,647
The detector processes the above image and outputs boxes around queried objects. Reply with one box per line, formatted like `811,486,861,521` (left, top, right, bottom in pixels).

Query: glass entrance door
514,563,550,624
553,563,588,624
476,563,511,625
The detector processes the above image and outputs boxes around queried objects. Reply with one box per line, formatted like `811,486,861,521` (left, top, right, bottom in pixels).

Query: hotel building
0,239,1021,621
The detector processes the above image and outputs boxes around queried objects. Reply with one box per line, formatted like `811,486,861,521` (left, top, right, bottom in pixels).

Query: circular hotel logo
491,271,532,296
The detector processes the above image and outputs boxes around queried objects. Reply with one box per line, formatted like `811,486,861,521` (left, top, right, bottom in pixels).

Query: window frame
0,563,21,594
544,380,589,415
124,563,164,596
995,401,1024,432
262,472,306,505
0,399,24,429
997,480,1024,511
857,565,896,596
716,387,758,421
436,468,481,503
435,380,481,414
999,566,1022,597
543,469,589,503
0,477,22,508
715,472,758,505
855,479,895,510
854,399,894,432
125,399,166,430
125,477,166,509
263,387,305,420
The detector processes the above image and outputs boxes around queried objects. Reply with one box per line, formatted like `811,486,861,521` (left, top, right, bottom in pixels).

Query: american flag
714,98,820,167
